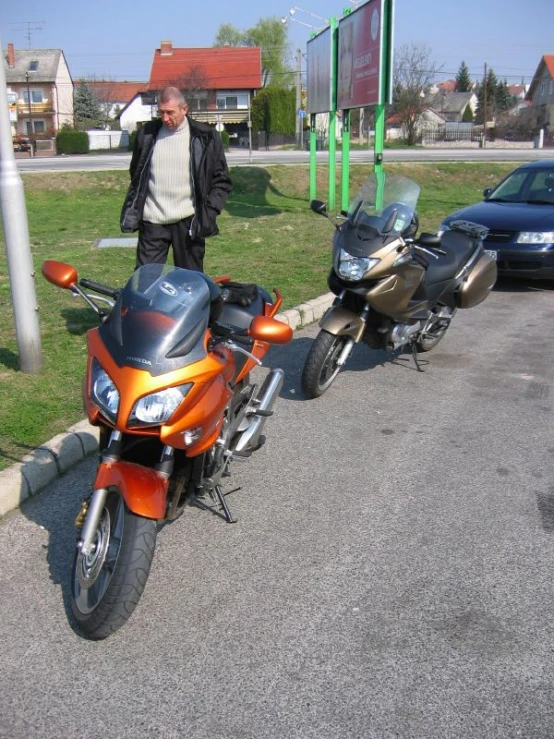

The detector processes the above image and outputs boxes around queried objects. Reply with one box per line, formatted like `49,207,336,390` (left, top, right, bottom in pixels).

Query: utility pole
296,48,302,149
0,30,43,373
483,62,487,149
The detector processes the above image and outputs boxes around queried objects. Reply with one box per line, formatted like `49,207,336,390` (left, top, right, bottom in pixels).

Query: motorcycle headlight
90,359,119,423
516,231,554,245
128,384,192,427
337,249,379,281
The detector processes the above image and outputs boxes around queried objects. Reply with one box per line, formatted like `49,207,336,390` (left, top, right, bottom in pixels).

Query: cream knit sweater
143,118,195,224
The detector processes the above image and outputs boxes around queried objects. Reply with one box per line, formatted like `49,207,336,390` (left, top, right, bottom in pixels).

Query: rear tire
71,489,157,640
301,330,348,398
416,310,454,352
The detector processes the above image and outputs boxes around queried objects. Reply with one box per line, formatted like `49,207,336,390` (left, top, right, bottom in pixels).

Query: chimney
160,40,173,56
7,43,15,68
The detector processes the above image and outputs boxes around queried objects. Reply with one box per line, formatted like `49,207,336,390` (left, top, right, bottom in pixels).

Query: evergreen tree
496,79,512,112
455,61,472,92
474,68,499,124
74,81,102,130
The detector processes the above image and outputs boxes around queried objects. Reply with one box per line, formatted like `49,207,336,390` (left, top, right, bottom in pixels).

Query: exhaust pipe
234,368,284,453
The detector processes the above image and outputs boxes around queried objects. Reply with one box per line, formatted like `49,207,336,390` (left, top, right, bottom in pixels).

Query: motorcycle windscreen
348,173,421,225
99,264,212,376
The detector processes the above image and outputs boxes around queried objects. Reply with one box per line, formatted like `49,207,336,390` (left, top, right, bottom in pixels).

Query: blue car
439,160,554,280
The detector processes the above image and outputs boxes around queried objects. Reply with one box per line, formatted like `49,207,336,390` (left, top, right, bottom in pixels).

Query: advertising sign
306,27,333,115
337,0,391,110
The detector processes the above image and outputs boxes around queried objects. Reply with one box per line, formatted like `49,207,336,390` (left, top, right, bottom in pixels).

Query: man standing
121,86,232,271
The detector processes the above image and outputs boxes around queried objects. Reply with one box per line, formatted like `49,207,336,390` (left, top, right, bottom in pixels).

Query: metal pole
248,92,253,164
296,48,302,148
26,71,34,156
0,32,44,373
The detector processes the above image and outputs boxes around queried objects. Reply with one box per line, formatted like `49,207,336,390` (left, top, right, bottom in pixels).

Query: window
22,89,44,104
25,120,45,134
189,95,207,111
216,94,249,110
29,60,39,71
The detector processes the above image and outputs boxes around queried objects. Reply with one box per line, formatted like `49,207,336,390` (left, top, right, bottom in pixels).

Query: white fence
87,130,130,151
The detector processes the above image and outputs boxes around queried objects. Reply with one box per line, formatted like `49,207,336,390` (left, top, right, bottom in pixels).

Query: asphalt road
14,146,554,173
1,277,554,738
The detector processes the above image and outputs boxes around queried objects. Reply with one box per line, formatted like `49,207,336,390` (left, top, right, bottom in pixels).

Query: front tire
301,330,348,398
71,489,157,640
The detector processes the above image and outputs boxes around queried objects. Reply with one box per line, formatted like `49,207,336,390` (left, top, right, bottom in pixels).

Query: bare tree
167,66,210,112
392,43,442,145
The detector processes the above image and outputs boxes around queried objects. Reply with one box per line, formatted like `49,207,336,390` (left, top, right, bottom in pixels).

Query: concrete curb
0,293,334,518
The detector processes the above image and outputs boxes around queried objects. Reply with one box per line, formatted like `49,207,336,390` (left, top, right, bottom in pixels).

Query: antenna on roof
8,21,45,48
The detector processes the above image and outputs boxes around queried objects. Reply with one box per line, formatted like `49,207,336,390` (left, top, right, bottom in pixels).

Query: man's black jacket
120,116,232,239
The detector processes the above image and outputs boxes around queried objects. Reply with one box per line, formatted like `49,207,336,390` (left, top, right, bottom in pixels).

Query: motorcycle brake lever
226,340,262,366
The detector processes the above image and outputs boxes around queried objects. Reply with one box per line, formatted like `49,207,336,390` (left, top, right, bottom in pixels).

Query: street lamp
281,15,318,29
289,6,329,22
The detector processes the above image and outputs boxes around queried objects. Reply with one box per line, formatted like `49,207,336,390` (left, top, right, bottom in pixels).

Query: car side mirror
483,187,492,199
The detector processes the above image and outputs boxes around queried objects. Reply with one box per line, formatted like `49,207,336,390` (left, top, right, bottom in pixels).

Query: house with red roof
75,80,148,120
526,55,554,134
118,41,262,139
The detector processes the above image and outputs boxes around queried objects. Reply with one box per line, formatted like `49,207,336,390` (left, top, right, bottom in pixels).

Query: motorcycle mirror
248,315,293,345
310,199,327,215
42,260,78,289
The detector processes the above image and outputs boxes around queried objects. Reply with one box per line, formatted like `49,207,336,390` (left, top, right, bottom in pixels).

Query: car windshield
489,168,554,205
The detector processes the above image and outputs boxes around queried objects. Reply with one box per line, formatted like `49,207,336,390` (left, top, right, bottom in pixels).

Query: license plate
485,249,497,260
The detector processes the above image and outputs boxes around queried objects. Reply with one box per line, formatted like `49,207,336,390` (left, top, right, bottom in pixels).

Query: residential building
75,79,147,122
117,41,262,137
3,42,73,136
525,55,554,133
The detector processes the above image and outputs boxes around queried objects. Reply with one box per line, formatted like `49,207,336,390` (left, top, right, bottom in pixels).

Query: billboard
337,0,391,110
306,27,333,115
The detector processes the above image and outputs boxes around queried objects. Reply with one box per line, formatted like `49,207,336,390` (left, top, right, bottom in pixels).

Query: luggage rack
449,219,489,240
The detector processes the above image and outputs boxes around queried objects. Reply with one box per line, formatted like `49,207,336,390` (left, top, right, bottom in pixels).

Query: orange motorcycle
42,261,292,640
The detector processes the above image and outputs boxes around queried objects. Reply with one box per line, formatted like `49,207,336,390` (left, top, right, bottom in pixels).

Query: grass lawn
0,161,519,471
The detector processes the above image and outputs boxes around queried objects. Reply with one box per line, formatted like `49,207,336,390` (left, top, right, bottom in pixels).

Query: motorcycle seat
219,285,273,331
425,229,476,285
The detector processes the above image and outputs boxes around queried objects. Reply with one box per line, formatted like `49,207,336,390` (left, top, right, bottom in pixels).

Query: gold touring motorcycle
301,173,497,398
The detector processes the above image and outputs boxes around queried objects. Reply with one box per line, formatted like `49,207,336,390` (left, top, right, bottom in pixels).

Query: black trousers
136,217,206,271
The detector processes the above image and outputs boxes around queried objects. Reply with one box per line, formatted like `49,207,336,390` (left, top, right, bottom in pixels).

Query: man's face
158,99,188,129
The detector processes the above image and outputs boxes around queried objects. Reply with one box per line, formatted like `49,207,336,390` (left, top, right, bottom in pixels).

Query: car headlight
128,384,192,427
516,231,554,245
90,359,119,423
337,249,379,281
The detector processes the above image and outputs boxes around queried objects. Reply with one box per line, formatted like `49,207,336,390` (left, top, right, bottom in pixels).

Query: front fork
77,430,172,555
320,294,370,368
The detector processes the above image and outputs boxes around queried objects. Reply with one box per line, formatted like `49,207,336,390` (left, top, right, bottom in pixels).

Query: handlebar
79,278,120,299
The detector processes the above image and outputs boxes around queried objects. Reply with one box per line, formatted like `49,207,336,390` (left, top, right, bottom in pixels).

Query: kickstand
411,343,424,372
193,484,240,523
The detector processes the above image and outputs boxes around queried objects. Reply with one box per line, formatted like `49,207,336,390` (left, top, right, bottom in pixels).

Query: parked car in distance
439,160,554,280
13,135,32,153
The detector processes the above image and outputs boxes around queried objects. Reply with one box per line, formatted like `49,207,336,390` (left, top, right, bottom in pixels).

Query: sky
1,0,553,87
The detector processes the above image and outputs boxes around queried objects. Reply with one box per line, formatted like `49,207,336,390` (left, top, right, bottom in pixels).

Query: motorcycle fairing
100,265,215,377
